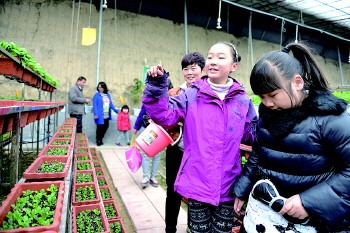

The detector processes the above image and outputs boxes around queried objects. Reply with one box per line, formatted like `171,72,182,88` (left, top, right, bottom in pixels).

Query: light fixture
102,0,107,9
216,0,222,29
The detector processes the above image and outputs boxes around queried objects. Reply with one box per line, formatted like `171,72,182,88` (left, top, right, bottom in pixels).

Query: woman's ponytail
285,43,330,91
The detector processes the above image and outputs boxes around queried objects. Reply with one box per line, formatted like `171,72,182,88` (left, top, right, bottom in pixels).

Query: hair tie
281,47,290,53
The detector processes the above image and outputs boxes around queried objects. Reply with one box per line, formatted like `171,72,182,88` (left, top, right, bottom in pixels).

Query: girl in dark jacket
232,43,350,233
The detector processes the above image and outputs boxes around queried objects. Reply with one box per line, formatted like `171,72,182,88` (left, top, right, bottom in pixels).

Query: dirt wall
1,0,349,107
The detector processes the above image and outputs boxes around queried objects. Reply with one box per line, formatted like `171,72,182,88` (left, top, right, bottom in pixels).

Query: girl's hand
147,65,164,77
94,116,98,119
234,197,246,216
132,129,138,134
279,194,309,219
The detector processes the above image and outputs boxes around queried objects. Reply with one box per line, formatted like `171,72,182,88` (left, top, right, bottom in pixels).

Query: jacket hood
302,90,348,115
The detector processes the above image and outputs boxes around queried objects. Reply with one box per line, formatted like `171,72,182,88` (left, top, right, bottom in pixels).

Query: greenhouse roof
85,0,350,62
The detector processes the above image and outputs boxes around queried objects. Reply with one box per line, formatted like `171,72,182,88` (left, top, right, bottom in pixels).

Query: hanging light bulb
102,0,107,9
216,0,222,29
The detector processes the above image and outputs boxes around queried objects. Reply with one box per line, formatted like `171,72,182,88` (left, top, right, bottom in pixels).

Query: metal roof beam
222,0,350,42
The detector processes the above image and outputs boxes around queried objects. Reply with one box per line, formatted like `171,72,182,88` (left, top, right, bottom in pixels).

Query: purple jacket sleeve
133,105,147,130
142,72,187,127
242,100,258,145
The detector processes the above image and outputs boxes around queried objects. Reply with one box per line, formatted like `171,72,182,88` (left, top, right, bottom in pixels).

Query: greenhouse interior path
55,110,189,232
99,147,188,233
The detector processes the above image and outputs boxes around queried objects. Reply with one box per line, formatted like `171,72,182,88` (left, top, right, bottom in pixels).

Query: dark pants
188,199,235,233
165,144,184,233
96,118,109,144
70,114,83,133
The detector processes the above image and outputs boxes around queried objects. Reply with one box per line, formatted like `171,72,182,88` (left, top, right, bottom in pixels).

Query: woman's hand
94,116,98,119
234,197,246,216
279,194,309,219
147,65,164,77
132,129,138,134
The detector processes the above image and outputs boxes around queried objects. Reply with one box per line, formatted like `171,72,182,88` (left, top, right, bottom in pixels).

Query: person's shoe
116,143,121,146
96,141,102,146
127,143,130,146
141,178,149,188
150,178,159,187
252,179,310,224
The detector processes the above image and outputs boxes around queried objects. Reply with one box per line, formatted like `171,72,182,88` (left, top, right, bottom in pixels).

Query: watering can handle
171,126,182,146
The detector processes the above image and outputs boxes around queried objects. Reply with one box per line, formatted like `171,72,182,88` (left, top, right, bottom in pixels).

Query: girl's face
122,108,129,113
98,85,104,93
259,75,305,110
205,43,238,84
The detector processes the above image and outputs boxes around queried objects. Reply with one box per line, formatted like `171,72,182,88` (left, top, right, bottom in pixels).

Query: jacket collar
76,83,83,91
259,90,348,139
191,76,245,99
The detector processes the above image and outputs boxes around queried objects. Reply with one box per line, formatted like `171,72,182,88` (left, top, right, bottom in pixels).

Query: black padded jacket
231,90,350,232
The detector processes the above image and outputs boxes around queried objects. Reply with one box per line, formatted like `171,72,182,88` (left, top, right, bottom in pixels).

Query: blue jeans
141,152,161,179
117,130,130,145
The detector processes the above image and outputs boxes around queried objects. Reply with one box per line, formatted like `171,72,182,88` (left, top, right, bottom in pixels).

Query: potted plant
95,167,104,176
76,133,87,139
108,218,126,233
97,176,108,186
53,132,74,139
130,78,144,115
74,171,96,184
0,181,65,232
75,153,91,162
22,156,72,180
99,186,113,201
103,200,121,220
76,143,89,148
75,149,89,157
38,145,71,157
130,78,144,104
75,161,93,171
92,156,99,162
49,138,72,146
72,203,110,233
72,183,101,206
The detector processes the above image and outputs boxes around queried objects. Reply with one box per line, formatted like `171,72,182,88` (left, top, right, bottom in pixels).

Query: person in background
132,105,162,188
232,42,350,233
116,105,131,146
68,76,91,133
165,52,206,233
92,81,119,146
143,41,257,233
133,80,174,188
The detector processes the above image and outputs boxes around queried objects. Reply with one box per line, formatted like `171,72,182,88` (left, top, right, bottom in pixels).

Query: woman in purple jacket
143,41,258,233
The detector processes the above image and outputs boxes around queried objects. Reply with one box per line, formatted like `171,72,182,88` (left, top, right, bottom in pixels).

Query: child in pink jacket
116,105,131,146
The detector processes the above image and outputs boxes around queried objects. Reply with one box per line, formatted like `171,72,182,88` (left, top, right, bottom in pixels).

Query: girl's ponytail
283,43,330,91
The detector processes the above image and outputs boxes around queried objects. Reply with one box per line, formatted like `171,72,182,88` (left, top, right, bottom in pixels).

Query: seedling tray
22,156,71,180
0,181,65,233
